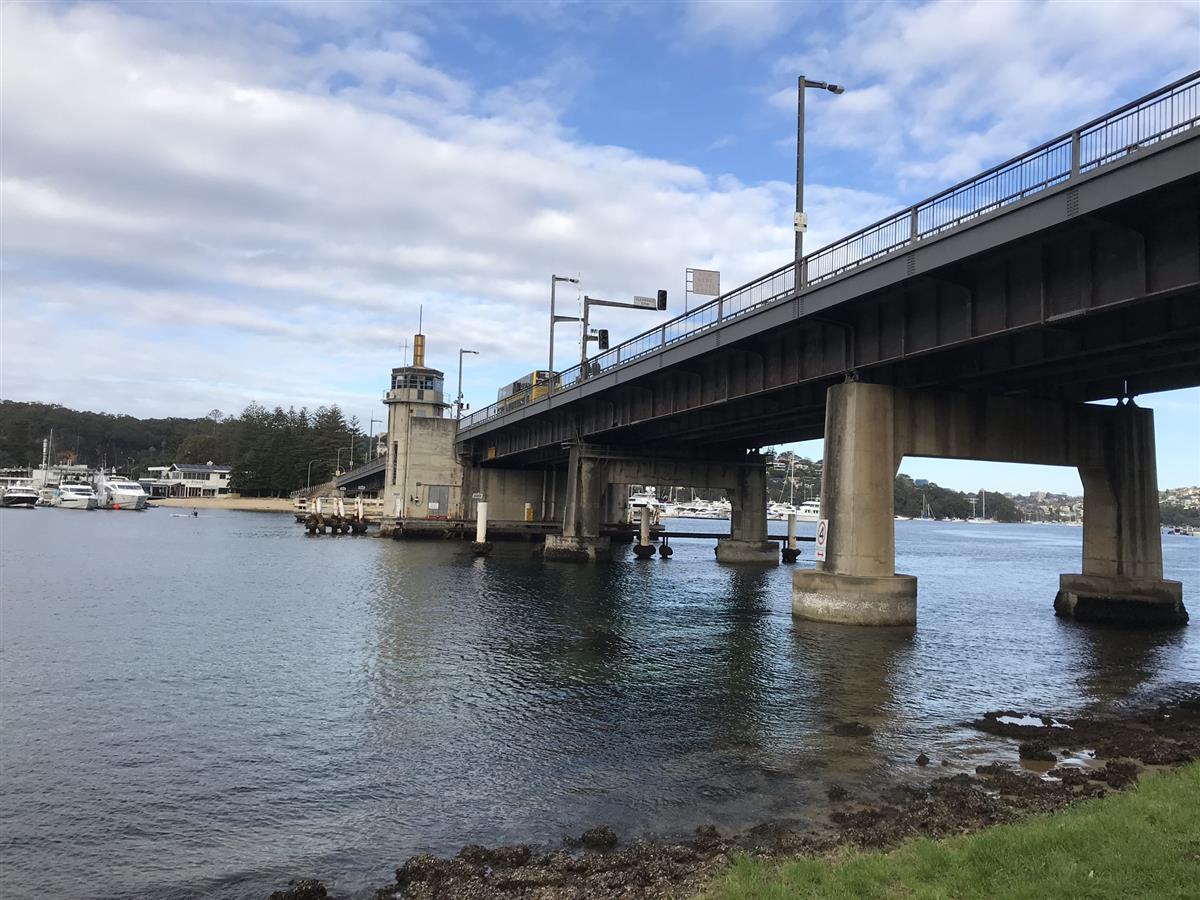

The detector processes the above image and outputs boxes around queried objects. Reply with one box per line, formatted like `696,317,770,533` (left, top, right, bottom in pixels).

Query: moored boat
795,498,821,521
94,472,148,510
0,483,39,508
53,483,99,510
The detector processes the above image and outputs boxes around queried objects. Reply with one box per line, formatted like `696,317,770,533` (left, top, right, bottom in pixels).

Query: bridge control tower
382,333,464,520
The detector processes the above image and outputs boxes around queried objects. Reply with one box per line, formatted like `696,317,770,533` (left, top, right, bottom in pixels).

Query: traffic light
597,329,610,350
657,289,668,310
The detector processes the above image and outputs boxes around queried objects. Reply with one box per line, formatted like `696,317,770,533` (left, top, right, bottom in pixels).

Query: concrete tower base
793,571,917,626
1054,574,1187,626
543,535,612,562
714,539,779,565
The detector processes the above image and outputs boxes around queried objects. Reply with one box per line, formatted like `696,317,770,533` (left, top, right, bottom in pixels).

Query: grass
703,762,1200,900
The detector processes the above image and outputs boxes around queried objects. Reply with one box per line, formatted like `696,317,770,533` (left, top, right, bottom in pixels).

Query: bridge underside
466,169,1199,468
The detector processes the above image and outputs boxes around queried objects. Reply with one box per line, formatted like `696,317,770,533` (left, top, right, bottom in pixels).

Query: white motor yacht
95,472,148,510
768,501,797,521
0,482,39,508
53,483,99,510
626,488,661,524
795,499,821,521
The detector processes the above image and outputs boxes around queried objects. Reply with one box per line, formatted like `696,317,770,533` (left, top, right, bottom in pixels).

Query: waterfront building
381,333,465,520
38,464,94,487
141,462,232,498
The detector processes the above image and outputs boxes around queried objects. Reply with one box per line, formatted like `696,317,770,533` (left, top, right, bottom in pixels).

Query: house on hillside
141,462,232,498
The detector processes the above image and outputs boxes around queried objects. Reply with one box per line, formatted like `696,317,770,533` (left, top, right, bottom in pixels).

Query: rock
832,721,873,737
916,753,931,766
456,844,533,867
1048,766,1091,787
268,880,327,900
394,854,445,887
827,784,849,801
1018,740,1056,762
565,825,618,850
1106,757,1142,788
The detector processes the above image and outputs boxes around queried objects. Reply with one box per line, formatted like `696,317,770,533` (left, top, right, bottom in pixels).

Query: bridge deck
458,73,1200,465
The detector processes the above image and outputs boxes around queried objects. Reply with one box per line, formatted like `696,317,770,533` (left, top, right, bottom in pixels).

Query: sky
2,0,1198,492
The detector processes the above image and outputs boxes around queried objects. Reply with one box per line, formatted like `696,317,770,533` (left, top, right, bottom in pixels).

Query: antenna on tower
418,304,423,335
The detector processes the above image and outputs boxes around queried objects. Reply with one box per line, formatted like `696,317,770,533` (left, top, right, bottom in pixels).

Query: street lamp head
801,77,846,95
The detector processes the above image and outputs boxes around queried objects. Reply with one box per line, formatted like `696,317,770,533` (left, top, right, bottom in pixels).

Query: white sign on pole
471,492,483,500
814,518,829,562
632,295,658,308
689,268,721,297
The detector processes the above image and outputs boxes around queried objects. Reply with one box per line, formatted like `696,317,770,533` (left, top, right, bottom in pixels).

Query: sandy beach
154,496,294,513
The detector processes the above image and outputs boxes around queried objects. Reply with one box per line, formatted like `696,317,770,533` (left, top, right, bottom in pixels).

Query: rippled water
1,510,1197,899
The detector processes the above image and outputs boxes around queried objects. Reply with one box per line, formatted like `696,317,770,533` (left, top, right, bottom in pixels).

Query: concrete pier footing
714,539,778,564
793,571,917,626
793,381,1187,627
1055,574,1187,626
543,535,612,562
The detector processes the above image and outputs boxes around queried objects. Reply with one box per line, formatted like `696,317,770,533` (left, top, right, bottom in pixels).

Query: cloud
0,2,823,417
681,0,806,49
4,0,1195,424
769,0,1200,191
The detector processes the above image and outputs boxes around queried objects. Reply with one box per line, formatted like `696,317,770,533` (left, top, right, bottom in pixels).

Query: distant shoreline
154,496,293,513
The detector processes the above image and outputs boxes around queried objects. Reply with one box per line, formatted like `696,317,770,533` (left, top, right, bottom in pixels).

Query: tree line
0,400,371,496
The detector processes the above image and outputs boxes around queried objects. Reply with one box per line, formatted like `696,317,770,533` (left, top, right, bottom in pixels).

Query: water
1,510,1197,899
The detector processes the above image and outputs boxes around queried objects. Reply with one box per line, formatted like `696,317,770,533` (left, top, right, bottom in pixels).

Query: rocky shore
270,695,1200,900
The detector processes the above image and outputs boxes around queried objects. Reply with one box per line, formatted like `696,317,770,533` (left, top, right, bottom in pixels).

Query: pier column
793,382,916,625
1057,403,1186,625
544,445,612,562
716,462,777,564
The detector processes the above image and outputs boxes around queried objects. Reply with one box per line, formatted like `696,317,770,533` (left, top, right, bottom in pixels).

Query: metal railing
460,71,1200,431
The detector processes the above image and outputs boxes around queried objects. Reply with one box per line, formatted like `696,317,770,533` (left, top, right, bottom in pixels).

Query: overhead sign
632,295,658,308
814,518,829,562
688,268,721,297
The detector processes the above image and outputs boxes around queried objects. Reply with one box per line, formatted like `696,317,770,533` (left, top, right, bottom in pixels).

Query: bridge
457,74,1198,628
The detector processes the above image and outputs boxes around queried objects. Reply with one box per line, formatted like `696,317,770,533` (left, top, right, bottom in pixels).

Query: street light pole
550,274,580,373
456,348,479,419
367,417,382,462
306,458,320,491
795,75,845,284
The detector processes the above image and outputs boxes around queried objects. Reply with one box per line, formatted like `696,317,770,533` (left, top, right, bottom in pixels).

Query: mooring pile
302,496,371,535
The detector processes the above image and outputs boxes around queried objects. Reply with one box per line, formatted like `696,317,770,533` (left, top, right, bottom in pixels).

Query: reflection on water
1067,623,1192,703
0,512,1196,899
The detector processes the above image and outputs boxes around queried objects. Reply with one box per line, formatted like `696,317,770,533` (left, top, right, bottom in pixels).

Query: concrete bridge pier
793,382,1186,627
1057,404,1186,626
544,445,612,562
715,464,778,564
792,383,916,625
